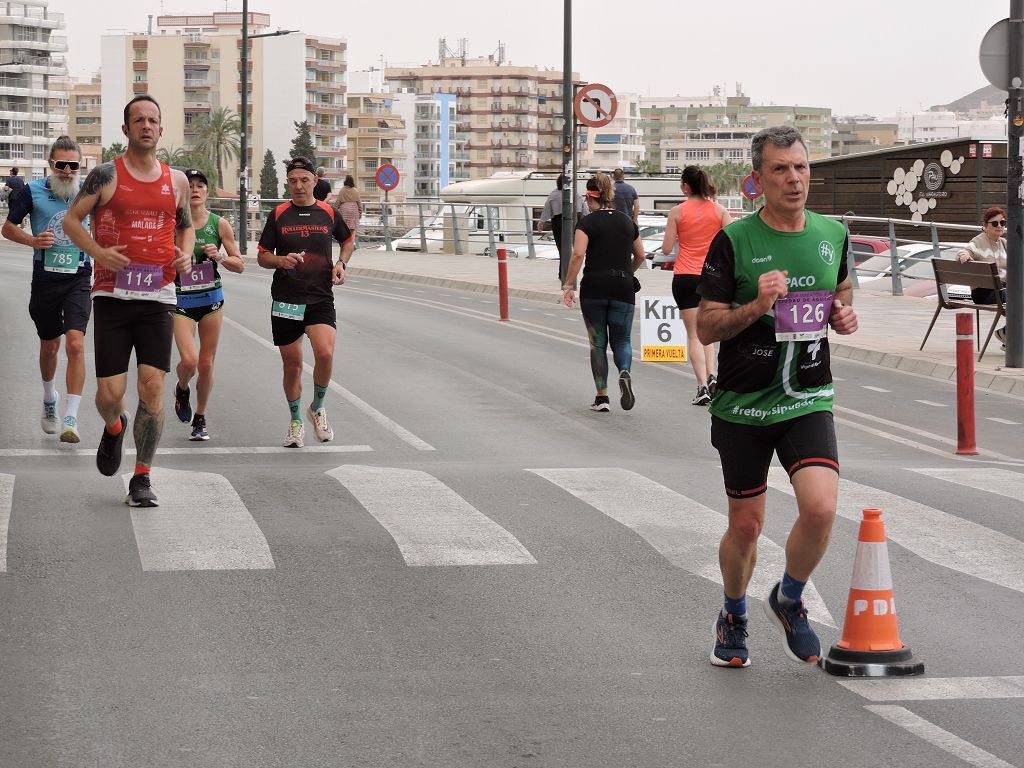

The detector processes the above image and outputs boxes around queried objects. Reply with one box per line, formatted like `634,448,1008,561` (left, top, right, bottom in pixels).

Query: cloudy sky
56,0,1008,117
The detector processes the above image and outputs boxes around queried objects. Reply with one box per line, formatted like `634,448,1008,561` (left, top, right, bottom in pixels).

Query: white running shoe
59,415,80,444
41,394,59,434
306,405,334,442
283,420,305,448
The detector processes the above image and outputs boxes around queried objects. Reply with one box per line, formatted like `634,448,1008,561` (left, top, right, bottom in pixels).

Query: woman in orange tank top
662,166,732,405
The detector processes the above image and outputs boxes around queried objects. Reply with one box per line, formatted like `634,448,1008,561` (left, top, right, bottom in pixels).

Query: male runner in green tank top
696,126,859,669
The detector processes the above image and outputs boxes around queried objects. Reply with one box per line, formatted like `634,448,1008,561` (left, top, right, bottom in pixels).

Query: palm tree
191,108,241,191
102,143,125,162
634,158,660,174
156,146,191,167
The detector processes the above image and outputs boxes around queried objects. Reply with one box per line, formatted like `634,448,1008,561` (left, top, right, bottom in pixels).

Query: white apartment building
0,0,68,179
660,126,757,173
580,92,644,171
101,11,346,194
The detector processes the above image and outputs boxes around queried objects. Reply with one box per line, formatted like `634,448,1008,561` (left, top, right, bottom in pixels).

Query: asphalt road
1,245,1022,768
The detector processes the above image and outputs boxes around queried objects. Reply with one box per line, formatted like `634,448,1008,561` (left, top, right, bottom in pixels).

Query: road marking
0,445,372,458
224,317,435,451
840,676,1024,701
0,474,12,573
864,706,1016,768
911,467,1024,504
529,468,835,626
125,468,275,571
914,399,947,407
988,417,1021,425
768,469,1024,595
862,385,891,393
327,465,536,566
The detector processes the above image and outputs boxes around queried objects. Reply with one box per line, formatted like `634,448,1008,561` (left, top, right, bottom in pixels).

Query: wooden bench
919,259,1004,361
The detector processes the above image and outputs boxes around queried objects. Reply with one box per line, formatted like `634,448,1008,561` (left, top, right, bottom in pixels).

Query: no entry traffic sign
573,83,617,128
741,174,763,200
375,163,400,192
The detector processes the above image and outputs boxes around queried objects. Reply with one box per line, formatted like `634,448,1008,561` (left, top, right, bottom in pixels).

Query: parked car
857,244,971,299
848,235,891,264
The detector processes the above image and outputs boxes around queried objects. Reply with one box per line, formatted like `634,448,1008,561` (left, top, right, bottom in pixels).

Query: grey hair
49,135,81,161
751,126,807,171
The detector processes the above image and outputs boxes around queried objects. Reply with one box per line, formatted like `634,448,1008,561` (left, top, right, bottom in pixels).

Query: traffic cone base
819,645,924,677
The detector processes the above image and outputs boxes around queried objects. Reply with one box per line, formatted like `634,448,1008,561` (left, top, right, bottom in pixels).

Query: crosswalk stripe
529,468,836,626
839,676,1024,701
327,465,537,566
0,445,373,458
126,468,275,571
987,417,1020,425
0,474,12,573
767,468,1024,595
864,706,1016,768
911,467,1024,504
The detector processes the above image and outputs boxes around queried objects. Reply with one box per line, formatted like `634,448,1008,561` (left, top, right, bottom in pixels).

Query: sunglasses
987,219,1007,227
52,160,79,171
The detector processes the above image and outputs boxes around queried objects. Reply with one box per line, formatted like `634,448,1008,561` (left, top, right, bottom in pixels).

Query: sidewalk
243,244,1024,396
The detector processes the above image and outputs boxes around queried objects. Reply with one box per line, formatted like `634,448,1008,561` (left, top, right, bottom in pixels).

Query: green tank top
176,212,223,293
707,210,847,426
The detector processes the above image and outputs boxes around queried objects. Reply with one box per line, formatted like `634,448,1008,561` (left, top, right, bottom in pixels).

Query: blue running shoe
710,612,750,668
764,581,821,664
174,384,192,424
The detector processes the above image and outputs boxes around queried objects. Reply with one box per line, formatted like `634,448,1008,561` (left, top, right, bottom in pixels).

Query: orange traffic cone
820,508,924,677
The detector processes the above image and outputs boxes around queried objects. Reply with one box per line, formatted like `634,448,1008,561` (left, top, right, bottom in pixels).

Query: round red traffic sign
741,174,762,200
573,83,617,128
375,163,400,192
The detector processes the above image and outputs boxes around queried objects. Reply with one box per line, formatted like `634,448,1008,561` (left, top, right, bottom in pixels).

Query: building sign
969,144,977,158
921,162,949,199
983,143,993,158
885,149,963,221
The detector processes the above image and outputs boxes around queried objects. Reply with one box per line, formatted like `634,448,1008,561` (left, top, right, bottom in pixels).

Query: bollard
497,247,509,322
955,312,978,455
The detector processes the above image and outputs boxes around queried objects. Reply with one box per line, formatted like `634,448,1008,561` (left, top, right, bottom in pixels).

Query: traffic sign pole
1006,0,1023,367
560,0,572,286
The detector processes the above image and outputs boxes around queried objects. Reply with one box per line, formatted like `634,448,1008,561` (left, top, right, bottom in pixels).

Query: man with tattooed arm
64,95,194,507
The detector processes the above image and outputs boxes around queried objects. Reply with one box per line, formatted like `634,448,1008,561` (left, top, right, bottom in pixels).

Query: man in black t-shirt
257,155,354,448
313,166,332,203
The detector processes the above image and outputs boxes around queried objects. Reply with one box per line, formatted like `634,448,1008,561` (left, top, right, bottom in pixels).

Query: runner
696,126,858,668
171,168,244,440
257,155,354,448
1,136,90,443
64,95,194,507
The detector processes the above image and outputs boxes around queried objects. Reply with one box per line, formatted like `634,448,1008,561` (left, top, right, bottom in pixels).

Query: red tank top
673,198,723,275
92,156,177,300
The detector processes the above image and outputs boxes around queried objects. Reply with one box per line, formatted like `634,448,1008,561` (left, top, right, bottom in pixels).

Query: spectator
4,166,26,197
958,206,1008,342
313,166,332,203
612,168,639,223
335,175,363,239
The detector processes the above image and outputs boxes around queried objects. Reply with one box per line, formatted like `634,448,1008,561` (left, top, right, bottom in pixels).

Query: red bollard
955,312,978,455
497,247,509,321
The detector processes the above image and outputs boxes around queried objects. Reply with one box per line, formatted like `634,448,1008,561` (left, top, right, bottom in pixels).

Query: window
665,150,678,160
31,98,45,112
32,121,45,136
594,134,621,144
32,144,44,159
11,121,23,135
685,149,710,160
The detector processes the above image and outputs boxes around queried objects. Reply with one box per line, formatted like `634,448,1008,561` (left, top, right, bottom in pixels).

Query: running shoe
306,405,334,442
691,385,711,406
59,415,80,444
173,384,192,423
96,413,128,477
994,326,1006,343
706,373,718,398
710,611,750,668
41,395,59,434
590,396,610,412
189,413,209,441
283,420,305,448
125,472,158,507
763,581,821,664
619,370,635,411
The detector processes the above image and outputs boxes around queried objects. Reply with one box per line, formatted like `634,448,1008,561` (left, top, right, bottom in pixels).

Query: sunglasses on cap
51,160,79,171
988,219,1007,227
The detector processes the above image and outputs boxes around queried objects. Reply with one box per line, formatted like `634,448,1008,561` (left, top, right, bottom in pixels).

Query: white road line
862,385,891,393
914,400,947,407
840,676,1024,701
0,445,372,458
864,706,1016,768
0,474,12,573
988,417,1021,425
768,468,1024,595
125,468,275,571
224,316,435,451
911,467,1024,504
529,468,835,626
327,465,536,566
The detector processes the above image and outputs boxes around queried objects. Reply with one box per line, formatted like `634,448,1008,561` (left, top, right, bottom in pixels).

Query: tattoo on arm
176,201,193,231
73,162,115,207
133,401,165,466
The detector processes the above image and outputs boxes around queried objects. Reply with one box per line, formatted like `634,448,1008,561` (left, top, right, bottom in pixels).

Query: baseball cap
184,168,208,186
286,156,315,175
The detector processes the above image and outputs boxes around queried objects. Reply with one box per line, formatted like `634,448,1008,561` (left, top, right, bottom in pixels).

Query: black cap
285,155,315,175
184,168,208,186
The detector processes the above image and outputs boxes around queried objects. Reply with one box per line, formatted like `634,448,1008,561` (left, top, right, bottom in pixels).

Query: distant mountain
932,84,1007,113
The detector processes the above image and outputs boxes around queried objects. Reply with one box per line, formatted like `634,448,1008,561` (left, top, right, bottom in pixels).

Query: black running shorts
711,411,839,499
28,275,92,340
174,299,224,323
92,297,175,377
270,298,336,347
671,273,702,310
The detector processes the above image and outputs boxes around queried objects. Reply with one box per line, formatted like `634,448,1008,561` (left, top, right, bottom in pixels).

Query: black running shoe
706,373,718,398
96,413,128,477
691,385,711,406
174,384,192,423
711,611,750,668
619,370,635,410
590,396,610,412
189,413,209,441
125,472,158,507
764,581,821,664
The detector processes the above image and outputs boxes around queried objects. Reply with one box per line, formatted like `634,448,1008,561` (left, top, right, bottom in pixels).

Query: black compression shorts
671,273,702,310
29,275,92,340
174,299,224,323
92,297,174,377
270,298,336,347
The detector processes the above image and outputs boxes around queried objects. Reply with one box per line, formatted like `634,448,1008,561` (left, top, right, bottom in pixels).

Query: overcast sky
56,0,1008,117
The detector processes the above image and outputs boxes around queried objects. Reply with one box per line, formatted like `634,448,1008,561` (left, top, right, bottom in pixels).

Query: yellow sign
642,345,687,362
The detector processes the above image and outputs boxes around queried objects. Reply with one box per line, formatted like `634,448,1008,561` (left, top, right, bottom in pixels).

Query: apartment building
880,110,1007,143
100,11,346,194
386,44,581,179
579,92,644,171
831,119,898,156
345,92,407,203
660,126,758,174
0,0,68,179
67,75,102,169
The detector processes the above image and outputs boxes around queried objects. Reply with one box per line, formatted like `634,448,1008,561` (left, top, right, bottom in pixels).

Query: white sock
65,394,82,420
42,379,57,403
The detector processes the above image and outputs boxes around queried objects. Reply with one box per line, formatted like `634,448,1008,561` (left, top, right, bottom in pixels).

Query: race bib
271,300,305,320
775,290,834,342
113,263,162,298
185,262,215,290
43,248,79,274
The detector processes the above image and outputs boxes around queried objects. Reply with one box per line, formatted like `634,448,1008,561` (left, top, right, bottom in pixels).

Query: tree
705,161,749,196
156,146,217,192
102,143,125,162
634,158,660,174
289,120,317,163
192,107,242,190
259,149,279,203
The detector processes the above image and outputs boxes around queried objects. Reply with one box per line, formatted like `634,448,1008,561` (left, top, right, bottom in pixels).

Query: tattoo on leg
134,400,165,466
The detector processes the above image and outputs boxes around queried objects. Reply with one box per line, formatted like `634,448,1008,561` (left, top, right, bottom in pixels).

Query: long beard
50,174,78,200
